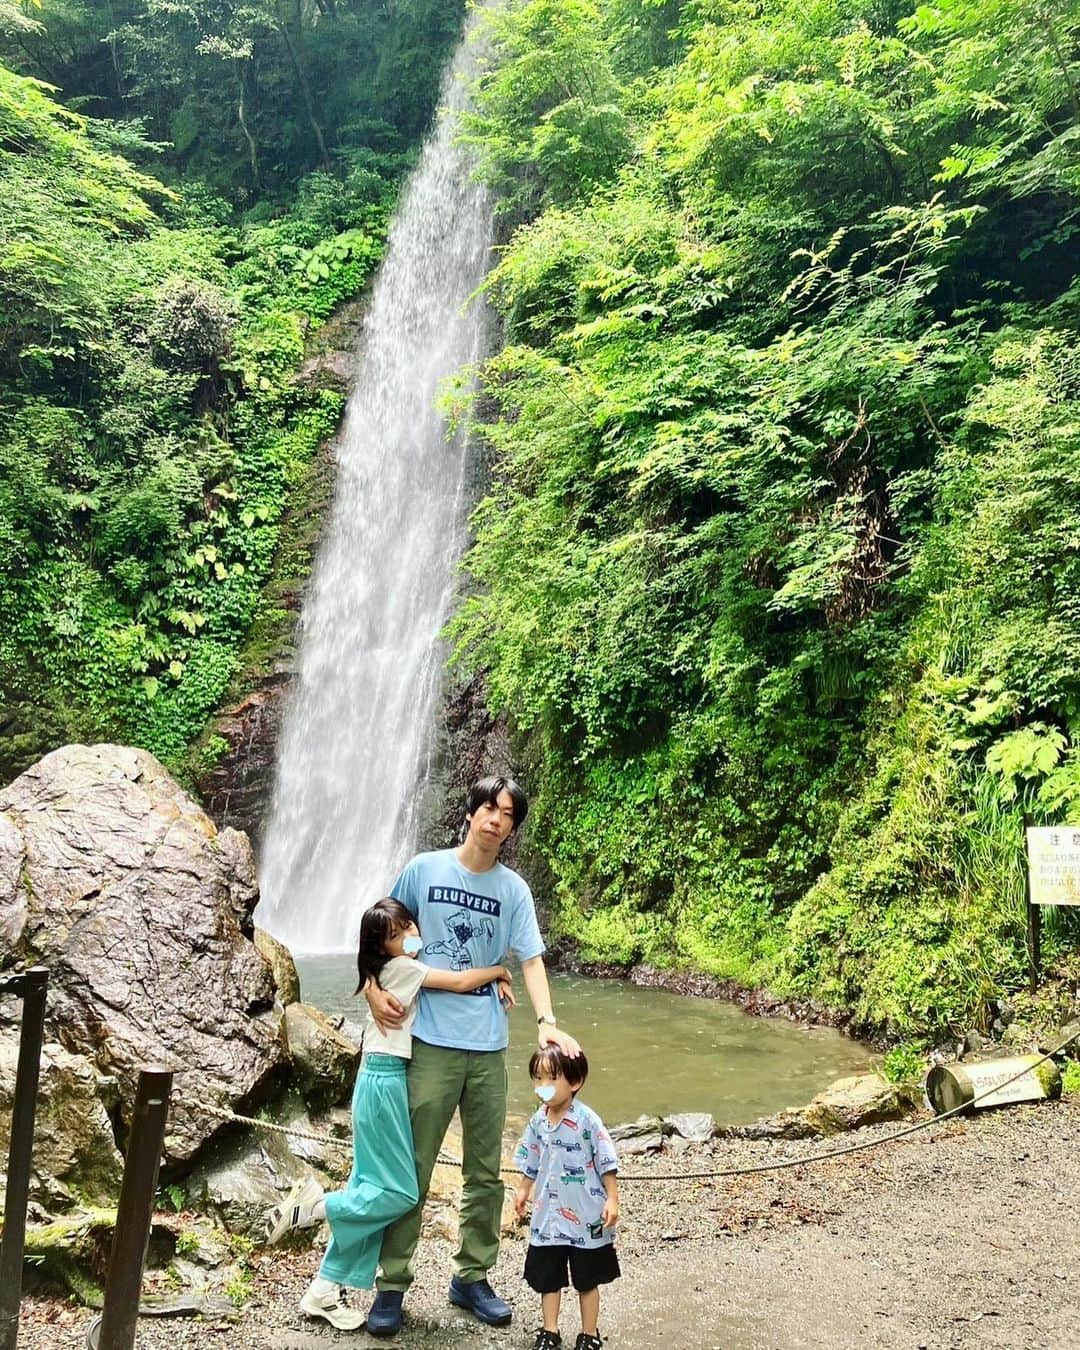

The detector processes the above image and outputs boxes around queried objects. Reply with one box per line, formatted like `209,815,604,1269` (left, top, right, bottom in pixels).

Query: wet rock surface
0,1041,122,1207
0,743,287,1163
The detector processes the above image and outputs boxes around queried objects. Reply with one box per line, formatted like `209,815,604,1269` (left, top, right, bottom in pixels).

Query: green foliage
452,0,1080,1037
0,47,384,781
881,1043,927,1084
1063,1060,1080,1096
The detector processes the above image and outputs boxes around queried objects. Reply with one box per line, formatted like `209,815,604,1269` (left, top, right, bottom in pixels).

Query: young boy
513,1047,620,1350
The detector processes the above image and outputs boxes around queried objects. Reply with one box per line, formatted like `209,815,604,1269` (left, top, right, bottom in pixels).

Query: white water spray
255,19,493,954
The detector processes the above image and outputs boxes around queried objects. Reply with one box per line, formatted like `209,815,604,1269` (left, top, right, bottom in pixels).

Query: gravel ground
17,1094,1080,1350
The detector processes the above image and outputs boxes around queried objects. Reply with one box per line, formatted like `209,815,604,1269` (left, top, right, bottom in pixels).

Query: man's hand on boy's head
365,981,406,1034
539,1024,582,1058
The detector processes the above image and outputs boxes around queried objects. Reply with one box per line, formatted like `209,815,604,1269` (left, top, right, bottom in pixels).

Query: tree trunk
277,0,332,170
237,66,261,188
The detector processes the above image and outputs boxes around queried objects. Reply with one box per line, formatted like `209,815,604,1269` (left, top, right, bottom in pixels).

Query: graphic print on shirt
423,906,495,974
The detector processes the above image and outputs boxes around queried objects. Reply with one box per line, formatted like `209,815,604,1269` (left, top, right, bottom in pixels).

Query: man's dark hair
465,775,528,831
529,1045,588,1094
355,897,415,993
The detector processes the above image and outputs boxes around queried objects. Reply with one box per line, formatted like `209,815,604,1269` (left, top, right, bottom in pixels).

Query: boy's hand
601,1196,619,1228
514,1185,532,1222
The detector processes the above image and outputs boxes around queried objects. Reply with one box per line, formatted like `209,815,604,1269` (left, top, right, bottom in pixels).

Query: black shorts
524,1242,620,1294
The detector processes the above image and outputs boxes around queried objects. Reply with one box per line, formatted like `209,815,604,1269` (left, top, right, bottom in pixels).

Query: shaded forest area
0,0,465,775
450,0,1080,1038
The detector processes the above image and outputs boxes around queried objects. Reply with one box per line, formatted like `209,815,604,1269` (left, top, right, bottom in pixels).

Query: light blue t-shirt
515,1099,619,1248
390,848,545,1052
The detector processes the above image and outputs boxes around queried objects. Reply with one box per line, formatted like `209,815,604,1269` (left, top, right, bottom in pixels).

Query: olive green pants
376,1039,507,1291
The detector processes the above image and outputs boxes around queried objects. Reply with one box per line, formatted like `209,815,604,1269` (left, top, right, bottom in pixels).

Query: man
363,775,581,1336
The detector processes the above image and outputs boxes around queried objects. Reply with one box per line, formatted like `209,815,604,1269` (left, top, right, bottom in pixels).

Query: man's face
465,789,516,853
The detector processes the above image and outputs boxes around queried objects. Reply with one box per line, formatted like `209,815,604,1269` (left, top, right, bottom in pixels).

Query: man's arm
520,955,581,1056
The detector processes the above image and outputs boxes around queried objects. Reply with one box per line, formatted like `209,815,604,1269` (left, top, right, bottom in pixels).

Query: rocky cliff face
192,300,364,847
0,743,287,1164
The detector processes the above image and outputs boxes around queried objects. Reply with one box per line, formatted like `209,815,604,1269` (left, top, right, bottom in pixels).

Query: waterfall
254,16,493,955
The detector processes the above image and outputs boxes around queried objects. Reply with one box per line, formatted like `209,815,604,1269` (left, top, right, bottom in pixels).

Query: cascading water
255,15,494,955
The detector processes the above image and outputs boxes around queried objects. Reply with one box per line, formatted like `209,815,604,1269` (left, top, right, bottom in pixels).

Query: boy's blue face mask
534,1084,556,1103
402,935,423,956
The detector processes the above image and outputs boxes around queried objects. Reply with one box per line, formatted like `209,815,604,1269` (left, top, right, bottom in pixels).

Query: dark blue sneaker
448,1276,512,1326
366,1290,404,1337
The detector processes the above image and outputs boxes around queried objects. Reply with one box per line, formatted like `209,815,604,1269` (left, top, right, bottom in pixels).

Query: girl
265,897,514,1330
514,1046,620,1350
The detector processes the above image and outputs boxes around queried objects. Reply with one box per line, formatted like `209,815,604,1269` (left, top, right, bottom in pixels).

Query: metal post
95,1067,173,1350
0,966,49,1350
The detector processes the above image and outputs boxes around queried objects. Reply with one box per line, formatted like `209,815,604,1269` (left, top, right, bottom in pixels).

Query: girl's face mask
401,934,423,956
534,1084,557,1103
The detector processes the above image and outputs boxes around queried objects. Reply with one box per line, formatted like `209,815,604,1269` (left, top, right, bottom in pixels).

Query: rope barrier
181,1028,1078,1184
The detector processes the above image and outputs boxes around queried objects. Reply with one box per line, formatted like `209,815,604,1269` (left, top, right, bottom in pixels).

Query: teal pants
319,1054,419,1290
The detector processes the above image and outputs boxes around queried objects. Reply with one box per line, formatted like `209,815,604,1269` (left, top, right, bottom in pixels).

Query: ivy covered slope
453,0,1080,1038
0,0,466,782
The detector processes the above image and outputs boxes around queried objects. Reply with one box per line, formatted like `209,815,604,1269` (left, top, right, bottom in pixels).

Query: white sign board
1026,827,1080,907
967,1057,1048,1110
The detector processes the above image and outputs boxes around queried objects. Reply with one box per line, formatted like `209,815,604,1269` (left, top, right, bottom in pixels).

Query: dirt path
19,1096,1079,1349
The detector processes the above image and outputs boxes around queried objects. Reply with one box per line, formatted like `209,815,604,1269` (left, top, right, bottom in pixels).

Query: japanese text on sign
1026,827,1080,907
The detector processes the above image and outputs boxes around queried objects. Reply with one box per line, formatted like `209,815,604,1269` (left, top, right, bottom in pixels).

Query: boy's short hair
529,1044,588,1092
465,775,528,831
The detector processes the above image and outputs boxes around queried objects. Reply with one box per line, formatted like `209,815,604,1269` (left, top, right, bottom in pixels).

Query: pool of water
295,958,874,1129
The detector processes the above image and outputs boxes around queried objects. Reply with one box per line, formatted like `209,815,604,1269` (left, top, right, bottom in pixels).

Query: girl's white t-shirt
362,955,430,1058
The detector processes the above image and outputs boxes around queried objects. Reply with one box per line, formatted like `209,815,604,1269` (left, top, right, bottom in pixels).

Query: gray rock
186,1100,341,1238
616,1132,665,1156
741,1072,922,1140
664,1111,715,1142
0,743,287,1163
0,1040,122,1207
610,1113,670,1141
255,928,301,1006
285,1003,361,1108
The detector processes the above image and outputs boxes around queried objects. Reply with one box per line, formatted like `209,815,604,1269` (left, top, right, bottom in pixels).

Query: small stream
296,958,874,1129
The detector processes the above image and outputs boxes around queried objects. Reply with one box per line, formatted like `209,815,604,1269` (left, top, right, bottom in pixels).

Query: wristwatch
537,1014,557,1027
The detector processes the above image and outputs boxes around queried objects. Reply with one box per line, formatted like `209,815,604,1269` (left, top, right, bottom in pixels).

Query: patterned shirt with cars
514,1100,619,1249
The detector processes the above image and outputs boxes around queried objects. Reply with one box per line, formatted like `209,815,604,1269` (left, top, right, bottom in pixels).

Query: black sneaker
574,1336,602,1350
533,1332,562,1350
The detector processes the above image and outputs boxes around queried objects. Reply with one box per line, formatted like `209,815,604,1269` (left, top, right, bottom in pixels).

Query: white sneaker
265,1174,325,1245
299,1278,367,1331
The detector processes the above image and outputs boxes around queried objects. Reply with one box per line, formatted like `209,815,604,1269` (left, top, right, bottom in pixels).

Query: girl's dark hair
465,775,529,831
355,897,415,994
528,1045,588,1092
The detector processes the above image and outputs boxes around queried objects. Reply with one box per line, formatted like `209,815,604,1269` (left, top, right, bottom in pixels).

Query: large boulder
0,743,288,1163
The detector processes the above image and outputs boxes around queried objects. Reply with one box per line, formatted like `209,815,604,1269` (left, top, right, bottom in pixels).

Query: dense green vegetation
3,0,1077,1040
0,0,465,780
451,0,1080,1037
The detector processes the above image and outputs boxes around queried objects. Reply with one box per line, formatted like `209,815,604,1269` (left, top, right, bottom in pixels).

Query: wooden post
94,1067,173,1350
1023,818,1041,994
0,967,49,1350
